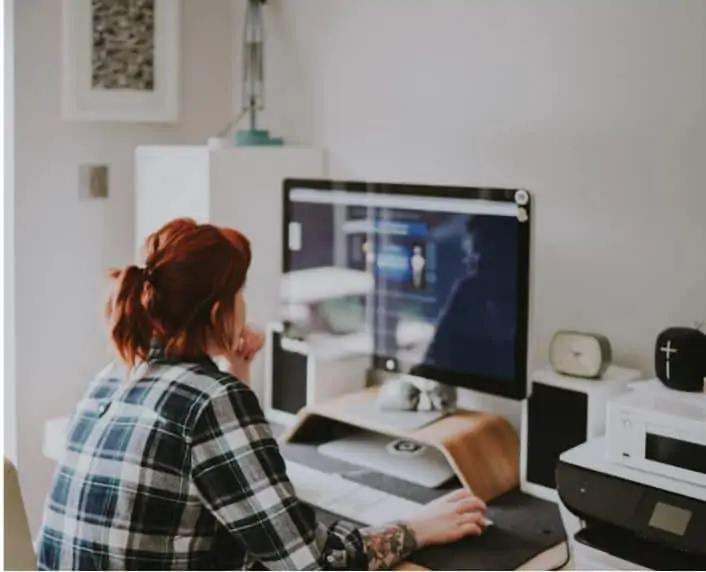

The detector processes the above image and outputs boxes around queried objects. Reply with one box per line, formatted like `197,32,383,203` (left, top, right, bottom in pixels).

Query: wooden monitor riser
281,387,520,503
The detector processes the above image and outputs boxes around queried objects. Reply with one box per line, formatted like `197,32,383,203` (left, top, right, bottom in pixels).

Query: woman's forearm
359,522,419,570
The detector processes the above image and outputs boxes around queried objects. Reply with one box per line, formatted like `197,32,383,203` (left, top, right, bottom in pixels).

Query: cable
549,516,584,571
215,106,252,138
548,541,572,571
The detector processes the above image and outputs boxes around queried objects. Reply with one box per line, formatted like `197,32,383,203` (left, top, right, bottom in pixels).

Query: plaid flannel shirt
36,346,368,570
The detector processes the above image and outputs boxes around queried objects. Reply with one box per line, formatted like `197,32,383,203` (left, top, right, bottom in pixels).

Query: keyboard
285,459,425,526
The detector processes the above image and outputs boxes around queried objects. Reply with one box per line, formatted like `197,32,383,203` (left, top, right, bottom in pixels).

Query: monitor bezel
282,178,531,401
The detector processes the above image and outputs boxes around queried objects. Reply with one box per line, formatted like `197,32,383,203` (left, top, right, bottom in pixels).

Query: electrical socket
79,164,109,199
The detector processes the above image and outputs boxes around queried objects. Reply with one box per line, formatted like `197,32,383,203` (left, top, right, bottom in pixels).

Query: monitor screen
281,180,531,400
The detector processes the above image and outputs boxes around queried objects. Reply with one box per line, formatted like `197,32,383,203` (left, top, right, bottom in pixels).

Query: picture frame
61,0,180,123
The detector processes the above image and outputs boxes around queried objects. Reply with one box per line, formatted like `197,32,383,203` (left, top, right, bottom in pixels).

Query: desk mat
278,432,567,571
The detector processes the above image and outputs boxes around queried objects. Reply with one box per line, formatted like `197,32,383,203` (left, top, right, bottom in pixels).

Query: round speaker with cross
655,327,706,392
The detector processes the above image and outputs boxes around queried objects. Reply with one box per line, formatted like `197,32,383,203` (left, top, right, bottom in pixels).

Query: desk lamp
233,0,284,146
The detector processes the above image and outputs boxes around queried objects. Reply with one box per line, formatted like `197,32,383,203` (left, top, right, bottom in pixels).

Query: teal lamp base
234,129,284,146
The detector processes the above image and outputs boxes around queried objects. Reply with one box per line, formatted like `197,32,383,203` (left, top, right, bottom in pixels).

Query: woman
36,218,489,570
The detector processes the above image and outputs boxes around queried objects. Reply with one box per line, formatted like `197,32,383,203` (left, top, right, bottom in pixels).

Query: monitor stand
344,398,448,432
281,387,520,502
317,430,456,488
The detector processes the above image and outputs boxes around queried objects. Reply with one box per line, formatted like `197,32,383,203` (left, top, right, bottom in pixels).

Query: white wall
265,0,706,422
15,0,236,531
4,0,16,464
13,0,706,532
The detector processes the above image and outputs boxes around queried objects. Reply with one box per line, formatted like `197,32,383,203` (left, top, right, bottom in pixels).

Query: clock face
550,332,603,378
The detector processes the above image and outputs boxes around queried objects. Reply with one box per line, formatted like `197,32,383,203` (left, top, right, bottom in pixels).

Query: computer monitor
281,179,532,401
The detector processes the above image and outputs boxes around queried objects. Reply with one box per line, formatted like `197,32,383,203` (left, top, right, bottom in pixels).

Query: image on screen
281,185,524,388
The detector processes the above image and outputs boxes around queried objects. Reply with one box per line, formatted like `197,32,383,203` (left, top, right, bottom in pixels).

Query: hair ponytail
107,265,153,365
105,218,251,366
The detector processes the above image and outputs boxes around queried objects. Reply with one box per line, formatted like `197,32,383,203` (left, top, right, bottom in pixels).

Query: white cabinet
135,145,327,398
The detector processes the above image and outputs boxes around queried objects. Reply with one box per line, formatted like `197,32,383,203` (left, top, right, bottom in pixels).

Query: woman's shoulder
140,360,254,419
176,361,250,398
161,361,266,420
176,365,266,431
83,361,127,399
84,359,255,423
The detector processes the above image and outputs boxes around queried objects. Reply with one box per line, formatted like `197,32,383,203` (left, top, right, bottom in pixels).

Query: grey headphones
376,376,458,413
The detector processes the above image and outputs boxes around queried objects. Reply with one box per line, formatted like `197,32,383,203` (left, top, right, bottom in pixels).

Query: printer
556,380,706,570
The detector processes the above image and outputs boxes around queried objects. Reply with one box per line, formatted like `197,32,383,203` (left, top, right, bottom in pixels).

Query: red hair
106,218,251,365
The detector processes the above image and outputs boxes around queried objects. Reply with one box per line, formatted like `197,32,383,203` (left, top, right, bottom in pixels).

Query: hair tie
141,266,154,284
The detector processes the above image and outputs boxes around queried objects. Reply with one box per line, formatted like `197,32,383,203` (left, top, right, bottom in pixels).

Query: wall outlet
79,164,109,199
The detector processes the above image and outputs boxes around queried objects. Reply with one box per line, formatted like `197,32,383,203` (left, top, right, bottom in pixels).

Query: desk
43,416,572,570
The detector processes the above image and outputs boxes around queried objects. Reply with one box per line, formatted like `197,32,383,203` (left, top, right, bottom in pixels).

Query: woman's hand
237,326,265,361
409,489,489,547
359,490,488,570
221,326,265,383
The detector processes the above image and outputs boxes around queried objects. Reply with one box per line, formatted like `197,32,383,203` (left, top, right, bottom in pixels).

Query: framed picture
61,0,180,123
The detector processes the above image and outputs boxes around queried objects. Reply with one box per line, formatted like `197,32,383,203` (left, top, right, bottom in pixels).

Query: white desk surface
43,416,572,570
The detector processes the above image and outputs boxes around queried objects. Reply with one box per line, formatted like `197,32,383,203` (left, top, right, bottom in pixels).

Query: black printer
556,437,706,570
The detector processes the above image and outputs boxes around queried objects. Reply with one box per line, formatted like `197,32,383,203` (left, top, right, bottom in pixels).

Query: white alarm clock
549,330,613,379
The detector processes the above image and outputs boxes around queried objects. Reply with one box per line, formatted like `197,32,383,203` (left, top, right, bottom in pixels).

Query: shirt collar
146,340,218,369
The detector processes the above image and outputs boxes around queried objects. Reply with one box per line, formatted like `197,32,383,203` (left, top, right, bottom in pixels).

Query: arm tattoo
359,522,418,570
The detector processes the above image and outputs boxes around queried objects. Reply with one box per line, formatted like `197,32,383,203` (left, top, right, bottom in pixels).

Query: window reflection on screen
281,187,520,385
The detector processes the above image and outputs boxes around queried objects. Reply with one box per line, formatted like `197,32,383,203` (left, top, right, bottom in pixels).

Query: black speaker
270,331,309,415
263,323,369,424
655,327,706,392
521,366,641,500
525,382,587,491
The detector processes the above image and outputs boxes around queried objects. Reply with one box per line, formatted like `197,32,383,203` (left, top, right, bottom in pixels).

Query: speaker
655,327,706,392
263,322,369,426
521,365,641,501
